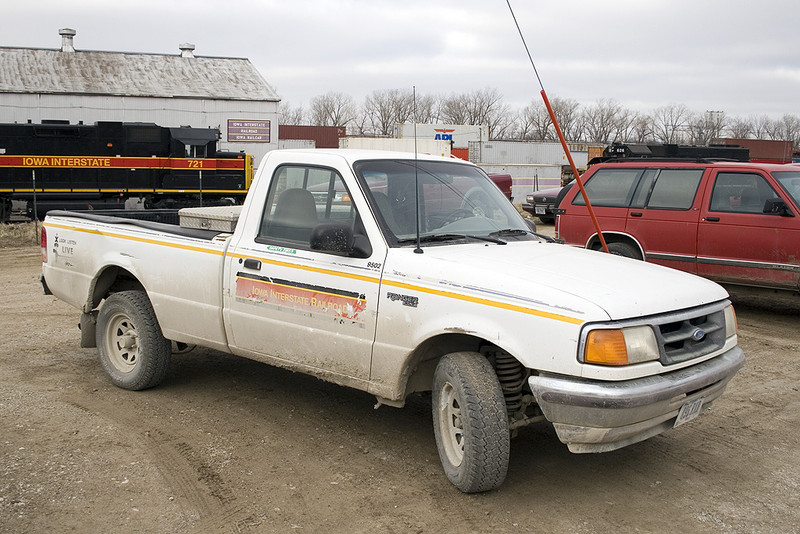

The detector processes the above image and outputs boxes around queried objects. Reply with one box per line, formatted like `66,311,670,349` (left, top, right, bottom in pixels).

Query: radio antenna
412,85,423,254
505,0,609,253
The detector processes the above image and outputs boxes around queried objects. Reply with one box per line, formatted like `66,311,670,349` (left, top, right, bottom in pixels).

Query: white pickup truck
41,149,745,493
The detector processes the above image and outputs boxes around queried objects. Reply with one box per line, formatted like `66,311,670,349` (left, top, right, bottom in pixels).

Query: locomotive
0,121,253,221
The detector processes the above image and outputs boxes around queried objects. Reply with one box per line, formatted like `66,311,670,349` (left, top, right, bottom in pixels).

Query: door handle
243,258,262,270
705,216,720,222
630,212,643,217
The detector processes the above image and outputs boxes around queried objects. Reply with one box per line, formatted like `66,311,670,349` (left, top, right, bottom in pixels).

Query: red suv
556,160,800,292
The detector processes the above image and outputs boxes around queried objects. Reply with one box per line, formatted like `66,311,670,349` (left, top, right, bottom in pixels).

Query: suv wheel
607,242,641,260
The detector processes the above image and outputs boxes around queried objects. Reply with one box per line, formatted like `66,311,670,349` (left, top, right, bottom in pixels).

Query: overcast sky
5,0,799,119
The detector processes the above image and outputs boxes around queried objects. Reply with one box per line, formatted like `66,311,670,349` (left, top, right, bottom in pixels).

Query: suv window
645,169,704,210
573,167,703,210
573,168,640,207
709,172,781,214
772,170,800,207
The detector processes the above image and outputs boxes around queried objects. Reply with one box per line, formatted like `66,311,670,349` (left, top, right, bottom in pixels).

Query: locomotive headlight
584,325,660,366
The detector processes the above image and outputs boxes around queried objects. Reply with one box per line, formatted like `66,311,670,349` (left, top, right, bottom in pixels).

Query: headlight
584,325,660,366
724,305,737,338
526,194,535,203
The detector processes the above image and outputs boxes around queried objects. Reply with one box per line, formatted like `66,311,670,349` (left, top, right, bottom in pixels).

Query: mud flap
80,311,99,348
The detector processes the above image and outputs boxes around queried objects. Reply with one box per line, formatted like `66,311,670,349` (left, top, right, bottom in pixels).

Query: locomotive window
185,144,207,158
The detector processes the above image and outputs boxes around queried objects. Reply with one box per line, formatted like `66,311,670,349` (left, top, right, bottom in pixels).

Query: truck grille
653,303,728,365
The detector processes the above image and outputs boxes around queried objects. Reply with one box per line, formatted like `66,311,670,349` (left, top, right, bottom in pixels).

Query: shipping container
468,140,591,168
338,137,451,157
587,145,605,164
393,123,488,149
279,125,346,149
279,139,316,149
715,138,794,164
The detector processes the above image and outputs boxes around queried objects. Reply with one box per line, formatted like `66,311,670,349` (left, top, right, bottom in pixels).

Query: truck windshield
353,159,532,246
772,170,800,208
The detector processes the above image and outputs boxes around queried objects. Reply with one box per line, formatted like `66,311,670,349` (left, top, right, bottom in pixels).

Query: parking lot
1,235,799,533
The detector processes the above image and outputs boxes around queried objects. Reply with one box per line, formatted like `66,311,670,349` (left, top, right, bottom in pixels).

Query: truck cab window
257,165,364,251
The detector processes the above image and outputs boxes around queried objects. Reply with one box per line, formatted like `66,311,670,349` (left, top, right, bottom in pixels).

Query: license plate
535,206,546,214
674,397,704,427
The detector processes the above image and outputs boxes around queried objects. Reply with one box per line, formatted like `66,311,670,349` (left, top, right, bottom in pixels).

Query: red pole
540,89,609,253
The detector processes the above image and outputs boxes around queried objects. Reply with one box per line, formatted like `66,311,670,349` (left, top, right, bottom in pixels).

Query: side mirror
524,218,538,233
763,198,794,217
310,223,372,258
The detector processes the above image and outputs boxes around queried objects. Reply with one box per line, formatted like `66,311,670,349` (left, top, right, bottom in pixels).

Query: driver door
225,163,385,381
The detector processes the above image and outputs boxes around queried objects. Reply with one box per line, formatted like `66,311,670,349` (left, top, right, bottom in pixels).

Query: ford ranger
41,149,745,493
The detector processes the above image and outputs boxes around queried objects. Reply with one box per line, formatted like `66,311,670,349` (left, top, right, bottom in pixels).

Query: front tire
96,290,171,390
432,352,510,493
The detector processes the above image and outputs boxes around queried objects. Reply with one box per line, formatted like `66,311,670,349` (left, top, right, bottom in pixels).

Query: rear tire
96,290,171,390
432,352,510,493
607,241,641,259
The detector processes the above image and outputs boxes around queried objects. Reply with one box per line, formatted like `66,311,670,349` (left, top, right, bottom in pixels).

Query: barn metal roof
0,46,280,102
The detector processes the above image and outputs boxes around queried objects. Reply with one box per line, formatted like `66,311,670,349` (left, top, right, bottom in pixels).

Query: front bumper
528,347,745,453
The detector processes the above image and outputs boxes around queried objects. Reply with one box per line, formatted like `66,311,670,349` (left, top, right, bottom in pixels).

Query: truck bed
45,209,223,241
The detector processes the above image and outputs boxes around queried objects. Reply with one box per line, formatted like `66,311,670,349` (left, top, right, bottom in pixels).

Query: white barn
0,28,280,163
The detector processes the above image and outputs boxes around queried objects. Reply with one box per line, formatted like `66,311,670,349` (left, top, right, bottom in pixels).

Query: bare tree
361,89,415,136
628,114,655,143
726,116,753,139
439,88,513,139
583,99,627,143
764,118,785,140
751,115,774,139
278,101,305,125
651,103,691,144
309,92,357,127
413,93,441,124
613,108,641,144
518,99,553,140
514,96,581,141
687,111,726,145
778,114,800,147
552,97,583,141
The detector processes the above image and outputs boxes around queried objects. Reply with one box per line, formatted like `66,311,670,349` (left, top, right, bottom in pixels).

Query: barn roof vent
59,28,76,53
179,43,195,58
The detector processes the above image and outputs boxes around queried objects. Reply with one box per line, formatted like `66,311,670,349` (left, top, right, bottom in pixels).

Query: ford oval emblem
691,328,707,342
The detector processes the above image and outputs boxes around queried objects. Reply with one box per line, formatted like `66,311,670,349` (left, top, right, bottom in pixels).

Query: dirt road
1,243,799,533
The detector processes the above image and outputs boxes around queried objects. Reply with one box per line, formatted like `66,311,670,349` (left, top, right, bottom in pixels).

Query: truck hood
394,241,729,322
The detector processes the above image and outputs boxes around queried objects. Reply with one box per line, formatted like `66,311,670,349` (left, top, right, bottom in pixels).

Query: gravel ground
1,233,799,533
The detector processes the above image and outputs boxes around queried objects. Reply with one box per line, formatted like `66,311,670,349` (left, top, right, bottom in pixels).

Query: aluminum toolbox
178,205,242,232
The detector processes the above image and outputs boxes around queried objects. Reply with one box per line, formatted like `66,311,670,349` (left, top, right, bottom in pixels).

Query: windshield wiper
398,233,507,245
490,228,528,237
490,228,562,243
